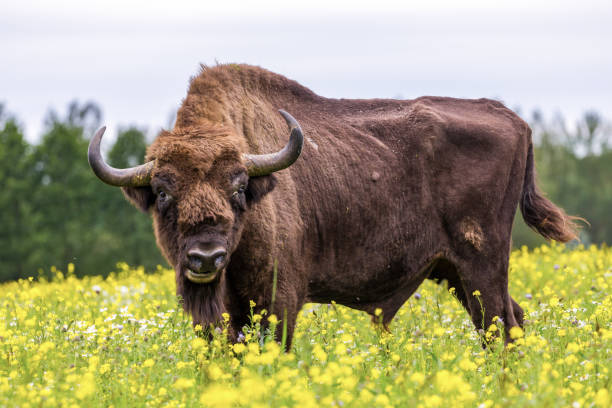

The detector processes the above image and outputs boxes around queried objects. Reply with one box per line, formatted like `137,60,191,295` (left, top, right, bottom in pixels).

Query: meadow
0,244,610,407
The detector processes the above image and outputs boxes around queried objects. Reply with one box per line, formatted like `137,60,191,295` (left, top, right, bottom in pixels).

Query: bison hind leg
428,256,524,345
511,296,524,328
453,255,523,346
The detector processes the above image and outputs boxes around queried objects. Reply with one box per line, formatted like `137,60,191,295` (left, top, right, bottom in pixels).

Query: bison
88,64,579,348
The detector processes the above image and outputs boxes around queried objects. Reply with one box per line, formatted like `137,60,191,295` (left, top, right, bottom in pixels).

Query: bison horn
243,110,304,176
88,126,154,187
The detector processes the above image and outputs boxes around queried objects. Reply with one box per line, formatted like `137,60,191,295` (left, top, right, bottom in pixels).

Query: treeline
1,102,611,282
0,102,166,282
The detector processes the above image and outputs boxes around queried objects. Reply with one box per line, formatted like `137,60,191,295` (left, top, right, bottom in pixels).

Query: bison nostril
214,255,225,269
187,255,203,272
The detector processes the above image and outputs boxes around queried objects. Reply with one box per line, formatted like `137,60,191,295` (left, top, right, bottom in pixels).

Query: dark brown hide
121,64,579,347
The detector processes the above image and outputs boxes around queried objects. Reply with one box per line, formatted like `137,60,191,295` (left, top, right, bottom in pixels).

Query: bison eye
156,189,173,213
157,189,172,202
231,185,247,211
232,185,246,198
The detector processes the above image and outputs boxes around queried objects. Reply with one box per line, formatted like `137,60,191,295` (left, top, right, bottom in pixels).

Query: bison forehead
145,125,247,178
177,182,233,227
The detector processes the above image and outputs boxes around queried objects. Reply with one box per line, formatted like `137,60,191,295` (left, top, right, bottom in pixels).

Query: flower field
1,244,610,407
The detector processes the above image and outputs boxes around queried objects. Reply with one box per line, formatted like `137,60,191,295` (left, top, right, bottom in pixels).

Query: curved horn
88,126,154,187
243,110,304,177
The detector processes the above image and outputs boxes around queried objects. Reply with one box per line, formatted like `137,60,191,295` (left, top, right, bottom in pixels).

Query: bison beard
88,63,583,350
177,274,226,329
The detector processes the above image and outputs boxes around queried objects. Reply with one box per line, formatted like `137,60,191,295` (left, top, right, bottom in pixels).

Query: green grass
0,244,610,407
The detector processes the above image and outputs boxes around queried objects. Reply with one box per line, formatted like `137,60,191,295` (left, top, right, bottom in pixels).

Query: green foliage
0,102,165,282
0,118,35,280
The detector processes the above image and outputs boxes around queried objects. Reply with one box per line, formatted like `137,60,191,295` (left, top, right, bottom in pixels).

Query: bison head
88,111,302,327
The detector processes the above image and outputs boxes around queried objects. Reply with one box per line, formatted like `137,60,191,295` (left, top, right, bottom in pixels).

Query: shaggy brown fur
120,63,580,348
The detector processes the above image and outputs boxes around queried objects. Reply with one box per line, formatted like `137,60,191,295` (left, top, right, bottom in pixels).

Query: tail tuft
520,143,583,242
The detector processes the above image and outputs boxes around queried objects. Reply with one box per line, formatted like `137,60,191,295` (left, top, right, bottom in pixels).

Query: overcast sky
2,0,611,143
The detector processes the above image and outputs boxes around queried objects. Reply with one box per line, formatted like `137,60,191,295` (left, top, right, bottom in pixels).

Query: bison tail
519,143,582,242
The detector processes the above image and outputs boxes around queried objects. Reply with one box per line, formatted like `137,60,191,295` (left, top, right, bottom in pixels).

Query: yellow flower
191,337,207,351
38,341,55,353
594,388,610,407
334,343,347,355
410,372,426,385
173,378,195,390
247,343,260,355
359,389,374,403
75,372,96,400
472,290,481,296
424,394,443,407
459,359,477,371
509,326,524,340
200,384,239,407
232,343,246,354
433,327,445,336
374,394,390,406
312,344,327,362
566,342,580,353
143,359,154,368
207,363,223,380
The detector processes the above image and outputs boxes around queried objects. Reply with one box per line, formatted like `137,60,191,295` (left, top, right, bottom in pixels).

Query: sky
2,0,611,144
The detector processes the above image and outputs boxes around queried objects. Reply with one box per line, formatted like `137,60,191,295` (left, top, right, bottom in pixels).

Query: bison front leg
230,302,299,351
266,288,303,351
229,287,302,351
254,281,302,351
270,303,299,351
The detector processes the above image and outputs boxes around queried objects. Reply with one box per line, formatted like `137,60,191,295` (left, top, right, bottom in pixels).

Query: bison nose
187,247,227,274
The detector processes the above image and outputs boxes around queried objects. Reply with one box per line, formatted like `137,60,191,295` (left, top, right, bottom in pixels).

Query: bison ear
246,175,277,204
121,186,156,213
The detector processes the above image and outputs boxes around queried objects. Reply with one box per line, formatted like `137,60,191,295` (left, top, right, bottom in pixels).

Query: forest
1,101,611,282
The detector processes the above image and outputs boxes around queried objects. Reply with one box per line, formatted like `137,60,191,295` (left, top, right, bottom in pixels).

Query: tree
28,116,101,275
0,117,35,280
25,102,166,278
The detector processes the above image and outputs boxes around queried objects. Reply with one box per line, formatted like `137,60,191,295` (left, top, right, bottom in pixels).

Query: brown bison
88,64,579,348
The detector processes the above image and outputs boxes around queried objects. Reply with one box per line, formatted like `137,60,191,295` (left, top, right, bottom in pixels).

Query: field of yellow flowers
1,244,610,407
